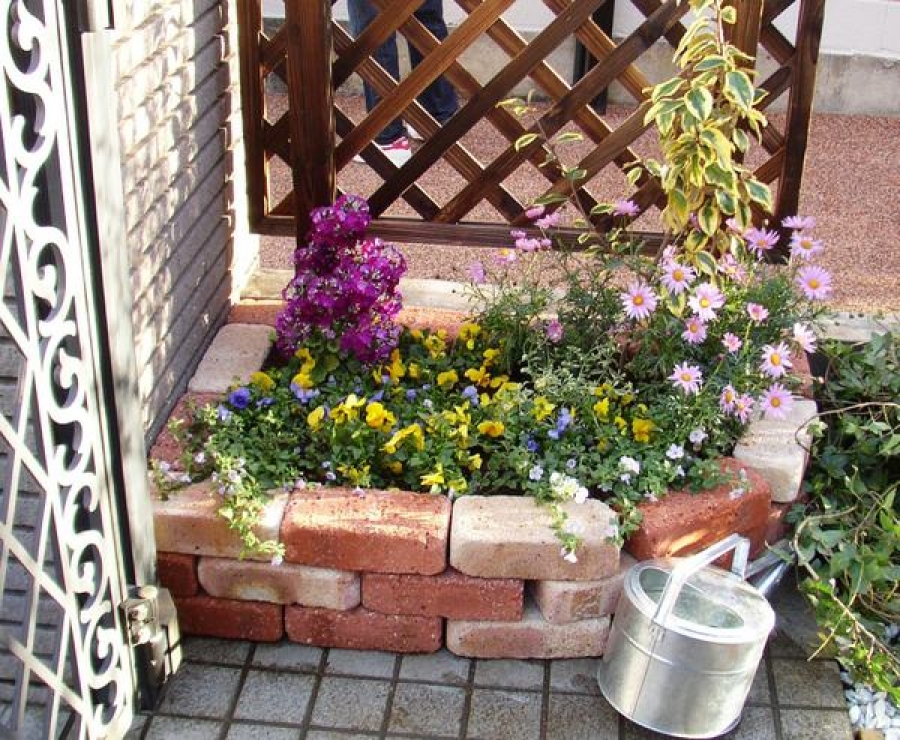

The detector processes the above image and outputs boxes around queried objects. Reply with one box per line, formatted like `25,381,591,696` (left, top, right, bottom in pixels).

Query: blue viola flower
228,387,251,410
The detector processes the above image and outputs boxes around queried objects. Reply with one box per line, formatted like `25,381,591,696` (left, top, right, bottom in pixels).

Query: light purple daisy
515,236,542,252
536,212,560,229
468,261,486,284
761,342,793,378
796,265,833,300
720,384,737,413
718,253,748,283
734,393,755,423
669,362,703,395
510,229,527,239
782,215,816,230
620,282,658,321
682,316,707,345
789,232,824,260
722,333,743,353
661,260,696,295
612,199,640,218
744,227,780,258
761,383,793,420
725,217,746,235
525,205,545,220
746,302,769,323
545,319,564,343
688,282,725,322
793,323,817,353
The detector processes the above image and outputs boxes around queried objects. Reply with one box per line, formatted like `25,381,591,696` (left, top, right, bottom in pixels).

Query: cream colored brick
531,554,636,624
188,323,272,392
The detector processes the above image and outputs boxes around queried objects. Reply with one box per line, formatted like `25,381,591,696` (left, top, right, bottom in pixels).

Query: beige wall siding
113,0,258,441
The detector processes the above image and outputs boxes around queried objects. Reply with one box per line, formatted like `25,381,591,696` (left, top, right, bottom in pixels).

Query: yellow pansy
483,348,501,367
594,382,614,397
330,394,365,424
593,397,610,419
292,371,314,390
621,393,635,406
365,402,396,432
250,371,275,392
489,374,510,389
410,328,424,341
596,437,610,452
477,420,505,438
437,369,459,389
614,415,627,432
448,477,468,495
424,334,447,359
532,396,556,422
467,453,483,470
632,418,655,443
408,362,421,380
420,464,445,488
465,366,490,386
458,322,481,350
383,423,425,454
387,460,403,475
479,392,492,407
295,347,316,374
337,464,371,486
307,406,325,431
387,349,406,383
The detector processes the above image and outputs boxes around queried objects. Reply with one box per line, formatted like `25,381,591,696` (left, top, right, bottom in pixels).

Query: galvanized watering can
597,535,776,738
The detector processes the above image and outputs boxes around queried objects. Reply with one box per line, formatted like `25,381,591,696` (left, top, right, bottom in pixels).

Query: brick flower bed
151,321,816,658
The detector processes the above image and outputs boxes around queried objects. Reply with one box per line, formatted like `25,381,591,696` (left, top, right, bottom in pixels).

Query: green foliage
642,0,772,261
797,332,900,700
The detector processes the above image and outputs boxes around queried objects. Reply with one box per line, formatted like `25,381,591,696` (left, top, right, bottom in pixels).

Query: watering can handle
651,534,751,628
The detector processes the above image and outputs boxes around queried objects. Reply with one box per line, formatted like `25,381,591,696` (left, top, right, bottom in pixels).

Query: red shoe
353,136,412,166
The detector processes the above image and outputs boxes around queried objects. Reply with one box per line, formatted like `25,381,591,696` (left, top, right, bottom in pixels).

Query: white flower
562,549,578,564
666,444,685,460
193,452,206,465
689,428,708,445
573,485,589,504
529,464,544,481
271,554,284,567
619,455,641,475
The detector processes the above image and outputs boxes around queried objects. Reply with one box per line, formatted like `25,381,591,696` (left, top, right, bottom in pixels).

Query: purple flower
548,407,573,440
612,199,640,218
669,363,703,395
461,385,480,405
761,383,793,420
746,302,769,323
722,333,743,353
515,236,542,252
406,388,418,401
216,405,232,422
733,393,755,423
720,385,737,412
256,397,275,408
526,437,540,453
718,254,748,283
796,265,833,300
682,317,707,345
468,261,486,284
545,319,564,343
782,215,816,230
789,232,824,260
292,385,320,403
793,323,817,353
744,227,780,258
228,387,251,410
760,342,793,378
525,205,546,220
536,212,560,229
661,260,695,295
621,282,658,321
688,282,725,322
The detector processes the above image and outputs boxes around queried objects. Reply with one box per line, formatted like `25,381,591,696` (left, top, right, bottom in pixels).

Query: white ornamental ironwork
0,0,135,737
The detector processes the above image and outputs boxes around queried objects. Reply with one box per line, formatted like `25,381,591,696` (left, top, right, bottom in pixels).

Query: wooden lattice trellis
237,0,825,250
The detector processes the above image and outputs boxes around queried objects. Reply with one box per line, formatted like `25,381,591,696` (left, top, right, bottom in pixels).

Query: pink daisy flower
545,319,564,343
734,393,755,423
796,265,833,300
793,323,817,353
515,236,542,252
612,199,640,218
761,342,793,378
744,227,780,258
468,262,486,284
718,254,748,283
495,248,518,265
510,229,527,239
789,232,824,260
620,282,658,321
525,205,545,220
782,215,816,230
725,217,746,235
682,317,707,345
722,333,743,353
720,384,737,412
669,362,703,395
746,302,769,323
661,261,696,295
536,212,560,229
688,282,725,322
761,383,793,420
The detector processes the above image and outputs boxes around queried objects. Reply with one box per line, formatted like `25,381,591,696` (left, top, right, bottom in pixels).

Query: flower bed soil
150,312,815,658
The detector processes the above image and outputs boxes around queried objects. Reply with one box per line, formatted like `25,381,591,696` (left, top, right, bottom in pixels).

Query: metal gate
0,1,176,737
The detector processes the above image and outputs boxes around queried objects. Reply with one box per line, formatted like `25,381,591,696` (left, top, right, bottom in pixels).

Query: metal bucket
597,535,775,738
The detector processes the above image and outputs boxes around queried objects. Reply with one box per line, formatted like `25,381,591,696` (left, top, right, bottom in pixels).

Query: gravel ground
260,94,900,312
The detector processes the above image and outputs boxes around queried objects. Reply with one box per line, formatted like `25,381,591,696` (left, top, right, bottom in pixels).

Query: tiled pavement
125,631,852,740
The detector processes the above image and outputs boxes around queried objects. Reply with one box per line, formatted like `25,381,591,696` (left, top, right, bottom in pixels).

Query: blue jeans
347,0,459,144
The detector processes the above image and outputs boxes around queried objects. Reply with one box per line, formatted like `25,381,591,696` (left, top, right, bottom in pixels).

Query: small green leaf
554,131,583,144
514,133,540,151
732,128,750,152
724,71,755,110
565,167,587,183
697,202,720,235
684,87,714,121
720,5,737,24
715,189,736,215
694,249,718,276
745,178,773,211
694,55,727,72
533,192,569,206
626,167,643,187
651,77,686,103
700,127,733,165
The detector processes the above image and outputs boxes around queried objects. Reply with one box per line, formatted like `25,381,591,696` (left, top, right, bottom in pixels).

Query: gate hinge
122,585,182,709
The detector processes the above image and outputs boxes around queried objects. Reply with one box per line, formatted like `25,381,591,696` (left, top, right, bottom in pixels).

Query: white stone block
188,323,273,393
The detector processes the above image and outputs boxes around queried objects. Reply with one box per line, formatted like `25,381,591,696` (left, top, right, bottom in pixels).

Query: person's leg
408,0,459,124
347,0,406,144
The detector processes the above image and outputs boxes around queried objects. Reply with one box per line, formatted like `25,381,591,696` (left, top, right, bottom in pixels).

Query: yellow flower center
809,278,820,289
680,372,692,382
633,295,644,306
771,353,781,366
673,269,684,281
700,297,710,308
771,397,782,407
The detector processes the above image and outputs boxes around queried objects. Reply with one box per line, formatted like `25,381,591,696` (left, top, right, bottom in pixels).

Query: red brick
174,595,283,641
530,554,635,624
157,552,199,597
362,568,523,621
149,393,220,469
446,602,610,659
285,605,441,653
397,307,467,339
791,350,815,399
281,488,450,575
227,302,280,326
626,459,772,561
765,502,795,545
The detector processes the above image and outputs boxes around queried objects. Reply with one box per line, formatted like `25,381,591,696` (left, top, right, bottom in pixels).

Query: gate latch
122,585,181,709
123,585,162,645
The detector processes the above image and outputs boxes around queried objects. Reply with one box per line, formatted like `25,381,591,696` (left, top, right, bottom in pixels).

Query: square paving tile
467,688,542,740
233,670,315,724
306,733,378,739
474,659,544,690
157,662,242,718
325,649,397,678
772,658,846,708
746,664,772,705
549,658,602,696
779,709,853,739
311,676,391,732
144,716,223,739
623,707,777,739
252,642,323,672
399,649,470,685
388,683,466,736
124,713,148,738
546,693,619,739
180,636,251,666
226,722,301,739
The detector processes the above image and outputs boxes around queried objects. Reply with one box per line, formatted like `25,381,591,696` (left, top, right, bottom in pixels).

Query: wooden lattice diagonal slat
236,0,826,249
